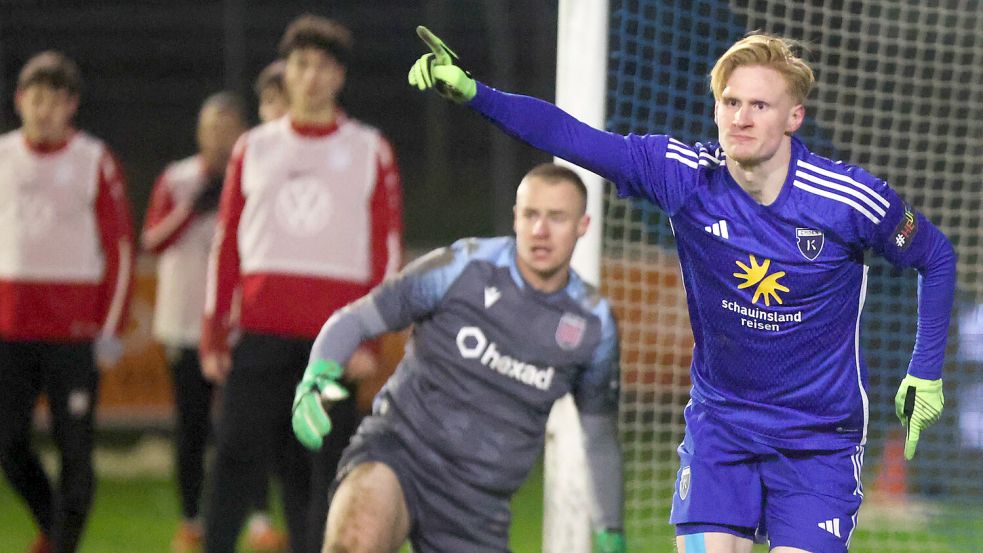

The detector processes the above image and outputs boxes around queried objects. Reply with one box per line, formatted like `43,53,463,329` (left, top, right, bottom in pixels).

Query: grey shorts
334,417,513,553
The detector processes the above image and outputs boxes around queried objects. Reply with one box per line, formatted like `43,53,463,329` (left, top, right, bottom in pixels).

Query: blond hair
710,33,815,105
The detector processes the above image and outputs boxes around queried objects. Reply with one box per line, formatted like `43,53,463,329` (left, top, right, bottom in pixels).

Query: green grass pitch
2,437,979,552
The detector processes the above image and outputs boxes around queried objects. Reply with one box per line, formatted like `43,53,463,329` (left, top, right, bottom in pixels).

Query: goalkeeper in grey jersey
292,163,625,553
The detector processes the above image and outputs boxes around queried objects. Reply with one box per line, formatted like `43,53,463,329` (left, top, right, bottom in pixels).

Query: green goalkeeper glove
594,529,626,553
894,374,944,460
407,25,476,103
292,359,350,451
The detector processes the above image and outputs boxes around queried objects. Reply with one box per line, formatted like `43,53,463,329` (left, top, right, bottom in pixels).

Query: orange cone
869,427,909,502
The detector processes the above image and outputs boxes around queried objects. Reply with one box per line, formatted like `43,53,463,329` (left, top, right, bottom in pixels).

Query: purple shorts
670,401,864,553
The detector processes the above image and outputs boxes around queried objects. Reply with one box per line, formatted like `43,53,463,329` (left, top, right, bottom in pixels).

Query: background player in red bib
255,60,289,125
200,15,402,553
0,50,135,553
141,91,251,553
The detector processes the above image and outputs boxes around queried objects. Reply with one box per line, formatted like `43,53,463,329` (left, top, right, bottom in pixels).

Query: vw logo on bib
275,176,333,237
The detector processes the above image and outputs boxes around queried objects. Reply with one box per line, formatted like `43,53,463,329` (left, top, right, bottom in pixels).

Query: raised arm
409,26,665,201
408,26,704,216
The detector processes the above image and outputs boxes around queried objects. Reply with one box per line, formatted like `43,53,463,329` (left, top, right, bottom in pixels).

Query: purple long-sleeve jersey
469,83,956,449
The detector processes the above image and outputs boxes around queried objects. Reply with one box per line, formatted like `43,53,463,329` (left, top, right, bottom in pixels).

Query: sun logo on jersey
733,255,789,306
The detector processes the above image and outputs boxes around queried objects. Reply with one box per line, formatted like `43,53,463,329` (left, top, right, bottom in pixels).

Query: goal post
543,1,609,553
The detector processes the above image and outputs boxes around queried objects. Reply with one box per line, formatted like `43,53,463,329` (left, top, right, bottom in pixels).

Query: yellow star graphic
733,255,769,289
733,255,789,306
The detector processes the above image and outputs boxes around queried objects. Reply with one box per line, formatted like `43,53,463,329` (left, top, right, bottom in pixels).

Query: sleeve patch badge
893,205,918,251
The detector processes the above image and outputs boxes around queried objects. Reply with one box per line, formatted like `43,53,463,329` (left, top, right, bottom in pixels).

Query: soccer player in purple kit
408,28,955,553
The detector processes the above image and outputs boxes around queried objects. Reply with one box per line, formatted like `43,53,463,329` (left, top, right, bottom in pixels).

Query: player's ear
576,213,590,238
786,103,805,134
512,205,518,234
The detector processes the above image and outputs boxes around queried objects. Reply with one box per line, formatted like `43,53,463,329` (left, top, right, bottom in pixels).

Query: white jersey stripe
797,159,890,208
857,447,865,498
795,170,887,217
667,141,698,159
699,152,722,166
668,136,691,149
846,446,865,547
793,181,881,224
856,265,870,445
851,448,861,496
666,151,698,170
666,138,724,169
851,446,865,498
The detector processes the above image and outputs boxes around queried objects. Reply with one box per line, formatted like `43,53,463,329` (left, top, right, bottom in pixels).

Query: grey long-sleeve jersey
311,236,623,528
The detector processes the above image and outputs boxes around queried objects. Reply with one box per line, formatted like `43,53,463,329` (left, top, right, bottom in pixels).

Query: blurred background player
200,14,402,553
255,60,288,124
141,91,288,553
251,52,379,553
0,51,135,553
292,163,626,553
249,62,296,550
409,28,955,553
250,59,311,552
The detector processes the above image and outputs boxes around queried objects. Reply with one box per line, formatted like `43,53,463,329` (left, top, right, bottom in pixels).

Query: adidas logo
818,518,841,538
704,219,730,239
484,286,501,308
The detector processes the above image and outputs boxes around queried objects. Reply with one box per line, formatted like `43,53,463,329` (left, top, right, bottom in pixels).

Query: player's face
258,85,288,123
714,65,804,167
284,47,345,116
197,106,246,176
513,177,590,293
15,84,78,144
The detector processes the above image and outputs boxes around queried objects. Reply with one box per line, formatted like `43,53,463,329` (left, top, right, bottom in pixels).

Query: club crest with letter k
796,227,824,261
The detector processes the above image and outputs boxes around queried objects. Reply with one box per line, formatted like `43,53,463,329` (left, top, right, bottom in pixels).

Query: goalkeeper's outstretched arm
294,241,471,449
307,296,390,370
581,411,626,553
292,296,391,450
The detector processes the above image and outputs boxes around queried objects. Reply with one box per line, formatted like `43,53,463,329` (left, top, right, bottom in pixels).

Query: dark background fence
0,0,561,246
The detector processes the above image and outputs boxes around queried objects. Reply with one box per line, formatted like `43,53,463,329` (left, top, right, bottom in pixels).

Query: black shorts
335,416,513,553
